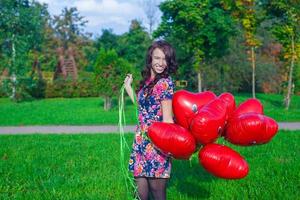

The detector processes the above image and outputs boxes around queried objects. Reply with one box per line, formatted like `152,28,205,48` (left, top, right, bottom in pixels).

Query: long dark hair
138,40,178,96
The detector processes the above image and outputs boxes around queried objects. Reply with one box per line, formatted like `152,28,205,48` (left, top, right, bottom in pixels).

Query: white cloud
36,0,162,36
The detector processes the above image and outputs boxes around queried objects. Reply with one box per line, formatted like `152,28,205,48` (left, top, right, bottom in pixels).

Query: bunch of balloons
148,90,278,179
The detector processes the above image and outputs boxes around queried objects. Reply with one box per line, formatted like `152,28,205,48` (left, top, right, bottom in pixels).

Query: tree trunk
198,71,202,92
284,35,295,110
251,46,256,98
11,39,16,100
221,65,225,92
104,96,112,111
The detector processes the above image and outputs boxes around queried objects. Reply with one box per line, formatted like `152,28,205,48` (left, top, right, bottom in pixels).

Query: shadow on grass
169,159,215,199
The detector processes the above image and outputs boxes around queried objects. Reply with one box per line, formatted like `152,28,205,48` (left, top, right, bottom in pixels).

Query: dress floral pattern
129,77,174,178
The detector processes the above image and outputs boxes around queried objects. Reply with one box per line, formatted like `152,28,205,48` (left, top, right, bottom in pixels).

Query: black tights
134,177,168,200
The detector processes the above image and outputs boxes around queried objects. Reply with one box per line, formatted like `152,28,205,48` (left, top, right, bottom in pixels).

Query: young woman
124,40,178,200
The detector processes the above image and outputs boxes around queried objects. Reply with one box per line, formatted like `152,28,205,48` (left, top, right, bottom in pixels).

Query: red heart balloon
225,113,278,146
233,98,263,117
218,92,236,121
148,122,196,160
199,143,249,179
172,90,216,129
190,98,227,145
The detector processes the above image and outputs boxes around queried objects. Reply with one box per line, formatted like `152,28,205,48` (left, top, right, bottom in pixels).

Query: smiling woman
124,40,178,200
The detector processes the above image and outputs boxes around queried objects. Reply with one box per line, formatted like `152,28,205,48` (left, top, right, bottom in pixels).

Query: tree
52,7,88,49
118,20,151,71
154,0,235,92
264,0,300,109
221,0,264,98
94,49,135,110
95,29,119,51
0,0,47,101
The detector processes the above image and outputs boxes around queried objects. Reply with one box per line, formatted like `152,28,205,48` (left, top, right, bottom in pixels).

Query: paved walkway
0,122,299,135
0,125,135,134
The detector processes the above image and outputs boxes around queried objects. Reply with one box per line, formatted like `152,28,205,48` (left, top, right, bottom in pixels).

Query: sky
36,0,162,37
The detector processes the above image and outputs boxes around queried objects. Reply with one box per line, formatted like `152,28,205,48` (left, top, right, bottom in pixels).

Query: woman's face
151,48,167,76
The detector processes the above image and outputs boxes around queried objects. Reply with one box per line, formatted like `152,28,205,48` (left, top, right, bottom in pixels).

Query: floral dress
129,77,174,178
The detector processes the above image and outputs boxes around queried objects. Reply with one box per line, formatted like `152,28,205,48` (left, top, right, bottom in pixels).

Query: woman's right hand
124,74,133,88
124,74,135,103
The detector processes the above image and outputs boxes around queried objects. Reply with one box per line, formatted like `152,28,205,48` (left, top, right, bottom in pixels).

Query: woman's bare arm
161,99,174,123
125,85,135,104
124,74,135,104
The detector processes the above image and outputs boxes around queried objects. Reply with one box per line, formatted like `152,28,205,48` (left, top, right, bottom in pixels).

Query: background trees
0,0,47,101
94,49,135,110
221,0,264,98
154,0,235,92
0,0,299,110
263,0,300,109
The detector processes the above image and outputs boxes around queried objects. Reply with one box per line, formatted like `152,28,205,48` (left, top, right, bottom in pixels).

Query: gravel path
0,122,299,135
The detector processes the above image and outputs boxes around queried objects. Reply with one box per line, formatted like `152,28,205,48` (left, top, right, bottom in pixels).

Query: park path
0,122,299,134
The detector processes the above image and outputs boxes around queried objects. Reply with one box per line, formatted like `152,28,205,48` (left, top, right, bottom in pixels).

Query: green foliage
1,0,300,100
264,0,300,108
45,76,97,98
91,22,150,82
0,0,48,101
95,29,119,51
222,0,264,47
52,7,88,49
94,48,135,98
155,0,235,91
156,0,235,58
118,20,152,70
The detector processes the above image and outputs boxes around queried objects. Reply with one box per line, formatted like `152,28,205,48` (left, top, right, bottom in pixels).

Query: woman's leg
135,177,149,200
148,178,168,200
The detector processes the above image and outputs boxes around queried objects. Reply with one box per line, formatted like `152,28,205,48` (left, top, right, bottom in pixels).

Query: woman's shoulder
156,76,174,85
153,76,174,91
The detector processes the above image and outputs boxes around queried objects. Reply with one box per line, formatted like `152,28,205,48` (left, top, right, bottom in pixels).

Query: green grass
0,131,299,199
234,93,300,122
0,97,137,126
0,93,299,126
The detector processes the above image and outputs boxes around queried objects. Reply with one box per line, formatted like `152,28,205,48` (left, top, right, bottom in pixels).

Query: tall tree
154,0,235,92
52,7,91,72
95,29,119,51
118,20,151,71
94,48,135,110
0,0,47,101
52,7,88,49
221,0,264,98
264,0,300,109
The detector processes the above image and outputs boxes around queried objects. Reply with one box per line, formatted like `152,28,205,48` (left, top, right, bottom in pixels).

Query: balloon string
118,84,138,199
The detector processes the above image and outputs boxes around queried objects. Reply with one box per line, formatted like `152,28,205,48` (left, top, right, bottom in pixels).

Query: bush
45,74,98,98
0,76,46,102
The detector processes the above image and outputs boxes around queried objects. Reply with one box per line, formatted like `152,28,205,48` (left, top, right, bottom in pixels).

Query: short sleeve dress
129,77,174,178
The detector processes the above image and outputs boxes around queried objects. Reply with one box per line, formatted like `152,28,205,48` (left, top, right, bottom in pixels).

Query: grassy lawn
0,93,299,126
0,97,137,126
0,131,299,199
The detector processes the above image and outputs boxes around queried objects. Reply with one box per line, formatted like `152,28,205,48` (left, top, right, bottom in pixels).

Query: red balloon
225,113,278,146
233,98,263,117
148,122,196,160
173,90,216,129
199,143,249,179
218,92,236,121
190,99,227,145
